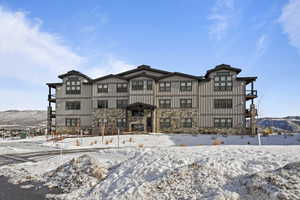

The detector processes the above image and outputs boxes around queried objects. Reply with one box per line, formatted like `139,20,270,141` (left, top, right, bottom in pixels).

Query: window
132,80,144,90
66,78,81,94
65,118,80,127
160,118,171,128
214,72,232,91
181,118,192,128
132,124,144,131
159,99,171,108
214,118,233,128
146,80,153,90
159,82,171,92
180,81,192,91
66,101,80,110
97,119,108,127
132,110,144,117
214,99,233,109
97,100,108,108
116,119,126,128
117,99,128,109
117,83,128,93
97,84,108,93
180,99,192,108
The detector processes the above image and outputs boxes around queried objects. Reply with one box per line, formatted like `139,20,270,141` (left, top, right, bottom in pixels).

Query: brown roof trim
205,64,242,78
46,83,63,88
125,72,159,80
58,70,92,81
156,72,203,81
93,74,127,82
116,65,171,76
236,77,257,84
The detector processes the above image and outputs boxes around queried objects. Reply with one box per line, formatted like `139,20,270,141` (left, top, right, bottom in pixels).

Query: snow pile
143,162,240,200
243,161,300,200
45,154,108,193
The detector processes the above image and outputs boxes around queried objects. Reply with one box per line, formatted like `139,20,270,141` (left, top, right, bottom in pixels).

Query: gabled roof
93,74,127,82
125,72,159,80
156,72,203,81
58,70,92,81
205,64,242,78
116,65,171,76
236,77,257,84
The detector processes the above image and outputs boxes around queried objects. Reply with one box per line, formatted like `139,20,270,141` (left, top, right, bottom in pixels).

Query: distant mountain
257,116,300,133
0,110,47,128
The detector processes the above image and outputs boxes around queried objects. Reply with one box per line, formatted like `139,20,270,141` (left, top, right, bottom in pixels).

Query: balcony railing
48,94,56,102
246,90,257,100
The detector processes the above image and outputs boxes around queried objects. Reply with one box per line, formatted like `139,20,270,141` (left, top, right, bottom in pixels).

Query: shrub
75,140,80,146
122,140,126,144
128,137,134,142
109,138,113,143
212,139,223,145
179,144,187,147
138,144,144,148
105,140,109,145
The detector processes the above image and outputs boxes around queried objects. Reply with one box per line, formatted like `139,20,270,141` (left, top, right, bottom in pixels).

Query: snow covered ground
0,145,300,200
40,133,300,150
0,133,300,199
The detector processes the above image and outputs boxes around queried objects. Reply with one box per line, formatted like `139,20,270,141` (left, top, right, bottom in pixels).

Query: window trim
160,118,171,129
65,101,81,110
159,81,171,92
65,118,80,127
214,99,233,109
180,81,192,92
146,80,153,90
132,80,144,90
159,99,171,108
97,83,108,93
116,83,128,93
66,78,81,95
214,118,233,128
97,100,108,109
116,99,128,109
181,118,192,128
214,72,233,91
180,99,192,108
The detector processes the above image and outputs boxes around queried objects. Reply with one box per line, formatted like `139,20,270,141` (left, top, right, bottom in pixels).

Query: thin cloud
256,34,268,57
278,0,300,54
208,0,235,41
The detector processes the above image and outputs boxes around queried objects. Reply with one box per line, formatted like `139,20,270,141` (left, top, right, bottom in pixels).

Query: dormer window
66,77,81,94
214,72,232,91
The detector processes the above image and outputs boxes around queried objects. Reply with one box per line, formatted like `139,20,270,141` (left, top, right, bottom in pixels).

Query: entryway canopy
126,102,156,111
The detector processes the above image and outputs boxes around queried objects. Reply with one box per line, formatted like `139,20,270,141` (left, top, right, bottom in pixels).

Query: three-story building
47,64,257,134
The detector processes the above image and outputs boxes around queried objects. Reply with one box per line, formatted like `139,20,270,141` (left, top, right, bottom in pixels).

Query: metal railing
246,90,257,97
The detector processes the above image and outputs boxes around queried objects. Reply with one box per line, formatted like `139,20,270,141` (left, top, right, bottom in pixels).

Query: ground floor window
116,118,126,128
65,118,80,127
97,119,108,127
160,118,171,128
131,124,144,131
181,118,192,128
214,118,232,128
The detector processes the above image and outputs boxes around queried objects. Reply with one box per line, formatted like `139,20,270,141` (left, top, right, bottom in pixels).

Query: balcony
245,90,257,100
48,94,56,102
245,109,251,118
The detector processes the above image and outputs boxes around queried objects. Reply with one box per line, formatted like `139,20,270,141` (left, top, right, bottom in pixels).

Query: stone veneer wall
156,108,199,133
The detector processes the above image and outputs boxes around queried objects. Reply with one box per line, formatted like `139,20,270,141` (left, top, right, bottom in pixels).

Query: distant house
47,64,257,134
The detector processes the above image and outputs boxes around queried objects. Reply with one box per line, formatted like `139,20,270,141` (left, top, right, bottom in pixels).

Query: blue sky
0,0,299,117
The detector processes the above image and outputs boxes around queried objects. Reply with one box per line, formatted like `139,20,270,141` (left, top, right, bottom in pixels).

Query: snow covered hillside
1,146,300,200
0,110,46,127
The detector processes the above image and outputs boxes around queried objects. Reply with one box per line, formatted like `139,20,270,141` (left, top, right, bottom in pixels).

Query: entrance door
146,117,152,132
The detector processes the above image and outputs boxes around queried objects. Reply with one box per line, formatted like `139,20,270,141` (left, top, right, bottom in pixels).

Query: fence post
118,129,120,148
